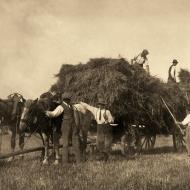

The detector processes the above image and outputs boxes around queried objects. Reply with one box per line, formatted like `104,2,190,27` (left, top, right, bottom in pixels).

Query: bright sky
0,0,189,99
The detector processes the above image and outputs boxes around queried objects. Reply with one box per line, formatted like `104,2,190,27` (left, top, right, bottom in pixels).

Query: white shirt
170,65,180,83
46,101,71,118
182,114,190,126
80,102,114,124
132,54,149,73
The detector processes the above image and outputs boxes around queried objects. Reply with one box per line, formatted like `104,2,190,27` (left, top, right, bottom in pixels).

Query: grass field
0,134,190,190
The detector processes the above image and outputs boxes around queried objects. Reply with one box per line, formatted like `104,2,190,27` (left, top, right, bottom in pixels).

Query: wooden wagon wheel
173,131,186,152
138,134,156,151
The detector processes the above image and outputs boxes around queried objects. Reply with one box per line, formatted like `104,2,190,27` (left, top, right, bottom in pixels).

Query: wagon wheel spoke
145,139,148,150
173,133,186,152
149,136,155,147
149,137,153,144
139,135,156,151
181,136,186,143
140,136,146,149
145,137,149,150
151,136,156,146
147,137,151,150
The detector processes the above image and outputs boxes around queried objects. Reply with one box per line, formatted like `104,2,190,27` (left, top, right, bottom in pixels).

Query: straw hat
97,98,106,105
62,92,72,100
172,59,178,64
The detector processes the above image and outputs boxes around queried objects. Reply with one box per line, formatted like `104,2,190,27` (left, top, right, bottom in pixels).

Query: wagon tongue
160,96,183,134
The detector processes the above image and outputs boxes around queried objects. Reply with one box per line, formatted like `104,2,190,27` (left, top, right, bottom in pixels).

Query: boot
73,136,82,163
102,152,109,161
75,147,82,163
62,147,69,164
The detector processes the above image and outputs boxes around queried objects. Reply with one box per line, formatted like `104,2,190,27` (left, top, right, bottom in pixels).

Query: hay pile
179,69,190,104
51,58,187,134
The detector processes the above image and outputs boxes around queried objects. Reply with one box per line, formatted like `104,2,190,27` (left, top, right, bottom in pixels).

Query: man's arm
181,114,190,126
106,110,114,123
143,60,149,73
80,102,98,117
175,66,180,83
45,105,64,118
131,55,138,64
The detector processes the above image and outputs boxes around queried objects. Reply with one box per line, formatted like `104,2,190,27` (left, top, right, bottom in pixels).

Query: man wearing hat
168,59,179,84
80,98,114,160
131,49,150,74
45,92,82,164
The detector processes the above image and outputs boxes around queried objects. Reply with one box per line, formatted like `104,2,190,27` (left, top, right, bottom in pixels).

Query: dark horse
19,97,62,164
19,100,94,164
0,93,25,160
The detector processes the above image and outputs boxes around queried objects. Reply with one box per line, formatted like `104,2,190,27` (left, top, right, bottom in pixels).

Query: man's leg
72,116,83,163
0,128,2,154
53,126,61,163
61,120,71,164
185,128,190,156
104,125,113,159
72,125,82,163
95,124,106,160
96,124,105,153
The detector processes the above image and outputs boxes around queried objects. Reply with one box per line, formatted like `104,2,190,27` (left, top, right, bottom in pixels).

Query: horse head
39,91,55,109
19,99,38,132
7,93,25,120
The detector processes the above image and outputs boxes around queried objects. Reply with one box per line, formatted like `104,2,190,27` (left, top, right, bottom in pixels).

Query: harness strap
72,105,81,128
20,119,27,123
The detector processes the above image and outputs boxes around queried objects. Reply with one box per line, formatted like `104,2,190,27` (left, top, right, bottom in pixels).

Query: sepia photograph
0,0,190,189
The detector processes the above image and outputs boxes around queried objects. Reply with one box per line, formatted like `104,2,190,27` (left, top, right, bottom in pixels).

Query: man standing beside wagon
80,98,114,160
45,92,82,164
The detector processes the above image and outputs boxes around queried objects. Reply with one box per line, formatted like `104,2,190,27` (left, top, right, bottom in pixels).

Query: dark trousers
61,119,81,163
96,124,113,154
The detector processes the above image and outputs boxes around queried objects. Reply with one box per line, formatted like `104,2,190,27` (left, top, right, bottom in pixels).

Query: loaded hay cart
50,58,188,154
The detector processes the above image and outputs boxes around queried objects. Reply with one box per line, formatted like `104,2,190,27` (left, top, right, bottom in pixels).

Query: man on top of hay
80,98,114,161
131,49,150,74
168,59,179,84
45,92,82,164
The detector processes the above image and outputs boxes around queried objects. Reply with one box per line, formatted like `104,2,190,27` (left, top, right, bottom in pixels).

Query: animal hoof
19,154,24,159
56,155,61,160
42,159,49,165
7,157,14,162
53,160,60,165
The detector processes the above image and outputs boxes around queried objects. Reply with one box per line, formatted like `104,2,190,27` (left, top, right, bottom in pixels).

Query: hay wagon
50,57,188,154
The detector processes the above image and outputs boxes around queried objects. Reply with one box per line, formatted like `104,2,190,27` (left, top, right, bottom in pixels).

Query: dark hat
97,98,106,105
172,59,178,64
62,92,72,100
142,49,149,55
40,92,53,99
